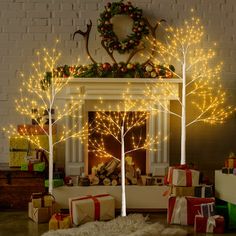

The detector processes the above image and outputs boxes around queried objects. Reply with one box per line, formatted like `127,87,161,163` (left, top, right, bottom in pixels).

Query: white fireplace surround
59,78,181,176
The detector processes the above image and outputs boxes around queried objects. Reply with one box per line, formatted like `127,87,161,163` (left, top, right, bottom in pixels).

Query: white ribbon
171,197,188,225
206,215,220,233
201,185,206,198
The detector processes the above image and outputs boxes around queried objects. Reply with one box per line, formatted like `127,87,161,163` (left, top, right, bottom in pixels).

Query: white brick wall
0,0,235,173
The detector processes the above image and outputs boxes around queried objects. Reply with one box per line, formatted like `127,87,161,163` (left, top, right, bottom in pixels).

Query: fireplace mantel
59,77,182,176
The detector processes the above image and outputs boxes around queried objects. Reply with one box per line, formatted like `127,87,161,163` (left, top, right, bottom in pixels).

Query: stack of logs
90,158,141,186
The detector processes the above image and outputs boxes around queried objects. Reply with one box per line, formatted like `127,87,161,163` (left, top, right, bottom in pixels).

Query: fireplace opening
88,111,147,179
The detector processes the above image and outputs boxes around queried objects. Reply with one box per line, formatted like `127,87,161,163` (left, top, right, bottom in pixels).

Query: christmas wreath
97,1,149,54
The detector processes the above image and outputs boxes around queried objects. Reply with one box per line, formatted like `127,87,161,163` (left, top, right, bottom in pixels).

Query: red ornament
102,62,111,71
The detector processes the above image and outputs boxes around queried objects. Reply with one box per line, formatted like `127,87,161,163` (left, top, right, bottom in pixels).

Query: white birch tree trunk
121,125,126,217
48,108,54,194
180,61,186,165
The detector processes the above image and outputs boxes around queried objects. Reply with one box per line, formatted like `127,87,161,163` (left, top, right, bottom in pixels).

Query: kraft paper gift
172,169,199,187
69,194,115,226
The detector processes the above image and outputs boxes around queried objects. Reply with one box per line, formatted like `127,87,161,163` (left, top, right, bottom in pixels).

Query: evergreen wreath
97,0,149,54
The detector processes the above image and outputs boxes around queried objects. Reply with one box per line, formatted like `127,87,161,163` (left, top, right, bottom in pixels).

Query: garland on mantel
55,63,175,78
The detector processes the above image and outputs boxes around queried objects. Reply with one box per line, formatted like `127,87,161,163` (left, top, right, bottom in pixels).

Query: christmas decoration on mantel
144,14,234,165
56,0,175,79
3,42,88,194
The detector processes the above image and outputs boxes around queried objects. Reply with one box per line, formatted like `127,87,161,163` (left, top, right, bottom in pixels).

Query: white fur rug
42,214,187,236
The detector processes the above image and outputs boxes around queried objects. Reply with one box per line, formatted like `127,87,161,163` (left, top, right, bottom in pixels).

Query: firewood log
90,176,99,185
131,178,138,185
104,159,120,176
111,179,118,186
103,178,111,186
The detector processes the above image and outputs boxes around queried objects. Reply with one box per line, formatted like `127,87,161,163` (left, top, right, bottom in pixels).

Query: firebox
60,78,181,177
88,111,147,175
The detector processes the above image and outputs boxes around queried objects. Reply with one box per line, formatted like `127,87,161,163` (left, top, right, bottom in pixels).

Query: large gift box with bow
194,215,225,233
168,196,215,225
167,165,199,187
69,194,115,226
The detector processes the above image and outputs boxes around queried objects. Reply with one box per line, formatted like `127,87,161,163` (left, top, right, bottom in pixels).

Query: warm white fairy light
3,41,88,194
89,92,160,217
143,16,233,164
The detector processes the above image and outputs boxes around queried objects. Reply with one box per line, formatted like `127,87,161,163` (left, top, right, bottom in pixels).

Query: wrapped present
69,194,115,226
228,202,236,229
200,202,215,217
33,162,45,172
28,202,50,223
172,168,199,187
17,124,57,135
222,167,233,174
225,152,236,168
9,151,27,167
168,196,215,225
45,179,64,188
49,213,71,230
31,192,55,208
194,185,213,198
171,186,195,197
194,215,225,233
167,165,199,186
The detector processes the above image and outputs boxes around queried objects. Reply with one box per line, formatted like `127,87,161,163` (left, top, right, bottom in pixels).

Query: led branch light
3,41,88,194
89,92,160,217
143,15,233,164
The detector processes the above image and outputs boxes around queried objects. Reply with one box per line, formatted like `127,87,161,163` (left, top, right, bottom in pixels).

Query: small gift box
28,202,51,223
168,196,215,225
194,215,225,233
31,192,55,208
45,179,64,188
199,202,215,217
49,213,71,230
224,152,236,168
194,185,213,198
167,165,199,187
69,194,115,226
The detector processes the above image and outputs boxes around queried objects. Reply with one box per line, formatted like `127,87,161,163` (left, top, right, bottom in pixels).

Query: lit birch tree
89,93,160,217
3,42,88,194
144,16,233,165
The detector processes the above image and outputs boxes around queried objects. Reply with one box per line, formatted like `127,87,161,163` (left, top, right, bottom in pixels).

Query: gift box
172,168,199,187
200,202,215,217
45,179,64,188
69,194,115,226
225,153,236,168
49,213,71,230
194,185,213,198
171,186,195,197
168,196,215,225
31,193,55,208
194,215,225,233
9,151,27,167
28,202,50,223
222,167,233,174
228,202,236,229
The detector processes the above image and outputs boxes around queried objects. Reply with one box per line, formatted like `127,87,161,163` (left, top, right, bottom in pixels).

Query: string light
3,40,88,194
142,16,233,164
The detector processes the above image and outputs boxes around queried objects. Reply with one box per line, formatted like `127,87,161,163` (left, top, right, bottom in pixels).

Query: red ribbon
70,194,110,223
168,164,189,184
185,169,192,186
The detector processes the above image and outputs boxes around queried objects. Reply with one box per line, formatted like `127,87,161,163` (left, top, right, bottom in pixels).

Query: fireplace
59,78,181,176
88,111,147,175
